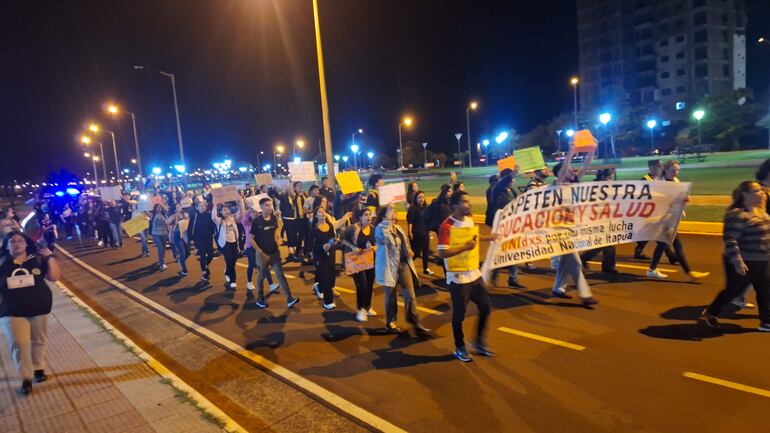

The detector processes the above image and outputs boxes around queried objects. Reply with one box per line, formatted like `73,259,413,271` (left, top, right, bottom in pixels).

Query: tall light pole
570,77,579,129
91,156,100,187
454,133,463,166
482,139,489,165
83,134,107,180
646,119,657,154
466,101,477,167
352,128,363,169
693,109,705,146
422,142,428,167
367,151,374,168
89,123,121,182
311,0,336,188
294,139,305,160
599,112,614,158
274,144,284,168
106,104,143,179
399,117,413,169
350,144,360,170
257,151,264,171
133,65,185,166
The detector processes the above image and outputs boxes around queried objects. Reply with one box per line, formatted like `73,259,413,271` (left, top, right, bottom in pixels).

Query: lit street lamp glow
81,135,91,145
152,167,162,175
350,144,359,154
398,116,414,168
646,119,657,153
565,129,575,137
599,112,612,125
646,119,657,129
693,109,705,120
88,123,100,133
367,151,374,159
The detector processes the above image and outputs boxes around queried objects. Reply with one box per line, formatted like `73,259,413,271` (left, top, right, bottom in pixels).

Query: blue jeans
174,237,188,273
152,234,168,266
109,222,123,247
245,248,273,284
139,230,149,255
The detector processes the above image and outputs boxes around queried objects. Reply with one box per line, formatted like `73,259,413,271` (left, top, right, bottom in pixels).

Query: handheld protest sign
572,129,597,153
211,185,241,205
378,182,407,205
255,173,273,186
497,156,517,173
447,226,479,272
336,171,364,194
513,147,546,172
288,161,317,182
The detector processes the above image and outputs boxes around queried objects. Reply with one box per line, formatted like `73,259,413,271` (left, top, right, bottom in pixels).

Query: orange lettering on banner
497,156,517,172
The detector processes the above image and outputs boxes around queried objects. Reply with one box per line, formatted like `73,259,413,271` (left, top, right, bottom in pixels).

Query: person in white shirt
437,191,496,362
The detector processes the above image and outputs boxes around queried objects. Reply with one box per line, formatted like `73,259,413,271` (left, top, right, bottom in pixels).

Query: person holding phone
0,232,60,395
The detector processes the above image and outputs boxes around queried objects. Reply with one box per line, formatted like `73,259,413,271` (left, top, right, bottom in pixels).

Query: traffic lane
57,235,770,432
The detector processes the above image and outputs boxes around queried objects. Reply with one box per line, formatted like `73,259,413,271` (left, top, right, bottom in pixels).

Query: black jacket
187,209,215,243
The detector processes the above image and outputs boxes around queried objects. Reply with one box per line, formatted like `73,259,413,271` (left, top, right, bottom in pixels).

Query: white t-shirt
437,215,482,285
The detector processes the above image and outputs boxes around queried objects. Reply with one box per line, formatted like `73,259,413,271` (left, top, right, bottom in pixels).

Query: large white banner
482,180,691,278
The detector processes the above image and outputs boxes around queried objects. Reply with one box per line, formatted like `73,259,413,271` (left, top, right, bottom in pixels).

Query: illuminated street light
398,117,413,169
598,112,615,157
570,77,579,128
466,101,478,167
646,119,657,154
152,167,162,176
88,123,100,133
105,102,143,178
565,129,575,137
693,109,705,145
352,129,364,169
81,135,91,144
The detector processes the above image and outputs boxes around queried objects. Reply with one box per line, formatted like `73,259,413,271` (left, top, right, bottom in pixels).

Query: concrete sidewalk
0,282,225,433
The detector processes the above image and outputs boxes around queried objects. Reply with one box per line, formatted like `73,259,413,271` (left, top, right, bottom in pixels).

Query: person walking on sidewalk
437,191,495,362
701,181,770,331
187,200,216,281
250,197,298,309
0,232,60,395
375,205,431,336
646,160,710,282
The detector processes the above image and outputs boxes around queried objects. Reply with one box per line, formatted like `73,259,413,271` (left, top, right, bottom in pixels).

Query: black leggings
650,235,690,273
316,255,336,305
222,241,238,283
97,221,113,246
707,258,770,324
353,268,375,310
410,235,430,271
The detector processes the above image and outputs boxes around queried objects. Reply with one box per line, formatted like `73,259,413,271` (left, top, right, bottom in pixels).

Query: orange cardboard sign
496,155,517,173
572,129,597,153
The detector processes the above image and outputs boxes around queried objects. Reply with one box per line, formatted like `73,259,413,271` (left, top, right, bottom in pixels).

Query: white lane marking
54,280,247,433
55,245,408,433
497,326,586,351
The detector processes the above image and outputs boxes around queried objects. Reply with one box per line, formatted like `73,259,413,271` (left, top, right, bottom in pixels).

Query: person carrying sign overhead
438,191,497,363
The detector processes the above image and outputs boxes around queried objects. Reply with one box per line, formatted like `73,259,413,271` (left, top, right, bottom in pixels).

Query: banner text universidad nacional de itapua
482,180,691,274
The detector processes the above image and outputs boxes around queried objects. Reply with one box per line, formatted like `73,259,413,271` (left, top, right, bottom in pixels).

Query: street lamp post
646,119,657,154
454,133,463,166
293,139,305,160
367,151,374,168
91,156,100,187
352,128,363,169
311,0,336,188
570,77,579,129
350,144,360,170
466,101,477,167
482,139,489,165
398,117,413,169
90,123,121,182
598,112,614,158
422,142,428,167
133,65,185,166
106,104,143,180
693,109,705,146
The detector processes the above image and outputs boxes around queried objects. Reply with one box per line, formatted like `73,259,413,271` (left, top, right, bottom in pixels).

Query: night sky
2,0,770,182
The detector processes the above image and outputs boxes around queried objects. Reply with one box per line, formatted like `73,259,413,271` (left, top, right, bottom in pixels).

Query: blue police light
66,188,80,196
54,191,65,198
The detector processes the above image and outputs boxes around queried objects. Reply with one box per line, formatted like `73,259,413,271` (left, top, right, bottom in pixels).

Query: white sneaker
97,241,104,247
356,309,368,322
647,269,667,279
269,283,280,293
247,282,254,291
323,302,336,310
424,269,435,276
366,307,378,317
160,264,168,271
225,274,230,283
229,282,237,289
313,283,322,299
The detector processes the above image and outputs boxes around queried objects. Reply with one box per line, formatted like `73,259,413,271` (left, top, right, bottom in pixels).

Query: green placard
513,146,546,172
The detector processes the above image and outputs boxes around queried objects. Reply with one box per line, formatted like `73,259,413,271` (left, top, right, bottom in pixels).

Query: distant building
577,0,746,118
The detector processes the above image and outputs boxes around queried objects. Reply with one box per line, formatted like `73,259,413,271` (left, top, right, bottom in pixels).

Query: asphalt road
55,228,770,433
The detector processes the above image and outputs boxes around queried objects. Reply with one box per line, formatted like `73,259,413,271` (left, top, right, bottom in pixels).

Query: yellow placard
123,215,149,237
573,129,597,153
447,226,479,272
336,171,364,194
497,156,517,173
513,146,546,172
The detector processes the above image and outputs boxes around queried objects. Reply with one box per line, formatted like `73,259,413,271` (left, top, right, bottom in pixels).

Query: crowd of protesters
1,151,768,395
